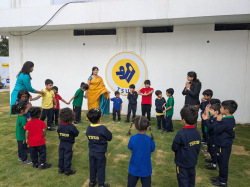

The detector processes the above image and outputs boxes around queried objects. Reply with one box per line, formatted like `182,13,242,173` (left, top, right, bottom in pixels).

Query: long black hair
17,61,34,79
91,66,99,75
187,71,201,86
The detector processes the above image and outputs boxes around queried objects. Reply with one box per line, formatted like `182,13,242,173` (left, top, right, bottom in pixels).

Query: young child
68,82,89,124
210,100,238,187
111,91,123,123
25,107,51,169
200,89,213,143
155,90,166,130
52,86,69,126
32,79,57,131
162,88,175,133
86,108,112,187
125,84,138,123
137,80,154,121
172,105,201,187
12,90,31,120
13,102,32,164
126,116,155,187
202,103,221,170
57,108,79,176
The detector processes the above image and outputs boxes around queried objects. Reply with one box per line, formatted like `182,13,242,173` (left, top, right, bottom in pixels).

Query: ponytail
12,102,27,114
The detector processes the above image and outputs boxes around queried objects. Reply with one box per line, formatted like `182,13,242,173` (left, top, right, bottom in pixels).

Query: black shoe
161,130,168,133
205,159,213,163
74,121,79,124
124,119,130,123
205,163,217,170
155,127,161,130
210,176,219,182
33,163,39,168
170,129,174,132
58,168,65,174
51,124,56,127
39,163,51,170
78,120,83,123
89,182,97,187
47,127,56,131
98,183,110,187
211,180,227,186
65,169,76,176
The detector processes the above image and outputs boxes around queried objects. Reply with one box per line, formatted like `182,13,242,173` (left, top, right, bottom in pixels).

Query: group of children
12,78,238,187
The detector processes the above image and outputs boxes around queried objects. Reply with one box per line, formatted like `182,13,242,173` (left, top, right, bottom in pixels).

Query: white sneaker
118,121,120,123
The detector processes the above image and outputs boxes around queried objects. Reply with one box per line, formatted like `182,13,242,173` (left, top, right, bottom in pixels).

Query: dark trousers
176,166,195,187
17,140,28,161
201,120,207,141
217,146,232,183
73,105,81,122
113,109,121,121
127,104,137,120
127,173,151,187
89,150,106,185
30,145,46,164
52,109,59,125
58,141,73,172
208,135,217,164
40,108,53,127
164,115,173,131
141,104,151,121
156,115,165,129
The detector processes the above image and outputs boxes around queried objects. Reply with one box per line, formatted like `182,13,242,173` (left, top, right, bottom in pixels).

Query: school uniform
86,124,112,186
53,93,62,125
140,87,154,121
164,96,174,132
172,125,201,187
111,97,123,121
200,100,210,141
73,88,84,122
57,123,79,172
213,116,235,184
16,115,28,161
126,91,138,121
155,97,166,129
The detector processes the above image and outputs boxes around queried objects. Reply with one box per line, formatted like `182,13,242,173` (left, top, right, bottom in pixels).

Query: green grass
0,91,250,187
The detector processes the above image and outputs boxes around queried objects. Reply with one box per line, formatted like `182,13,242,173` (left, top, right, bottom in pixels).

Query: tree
0,38,9,56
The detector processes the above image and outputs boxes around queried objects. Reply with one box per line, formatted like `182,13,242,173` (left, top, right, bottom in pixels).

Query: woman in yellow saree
85,67,110,115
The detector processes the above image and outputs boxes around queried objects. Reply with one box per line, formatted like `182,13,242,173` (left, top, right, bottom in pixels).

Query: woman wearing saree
85,67,110,115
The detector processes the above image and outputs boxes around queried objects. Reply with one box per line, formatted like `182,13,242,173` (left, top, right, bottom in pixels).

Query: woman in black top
182,71,201,127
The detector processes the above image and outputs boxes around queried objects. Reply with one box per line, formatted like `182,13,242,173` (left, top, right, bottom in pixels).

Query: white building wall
9,24,250,123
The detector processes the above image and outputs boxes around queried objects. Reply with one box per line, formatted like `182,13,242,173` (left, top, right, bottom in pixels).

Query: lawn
0,91,250,187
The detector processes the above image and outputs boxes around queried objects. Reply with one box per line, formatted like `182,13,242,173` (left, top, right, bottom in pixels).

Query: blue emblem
116,63,135,83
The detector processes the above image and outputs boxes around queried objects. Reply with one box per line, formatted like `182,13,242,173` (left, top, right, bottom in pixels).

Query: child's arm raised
60,97,70,105
31,95,41,101
26,130,29,144
137,90,143,95
143,90,154,96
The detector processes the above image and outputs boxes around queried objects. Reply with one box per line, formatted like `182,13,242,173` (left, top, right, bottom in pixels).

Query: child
86,108,112,187
32,79,57,131
13,102,32,164
25,107,51,169
52,86,69,126
200,89,213,143
162,88,175,133
202,103,221,170
126,116,155,187
125,84,138,123
111,91,123,123
210,100,238,187
155,90,166,130
68,82,89,124
57,108,79,176
172,105,201,187
137,80,154,121
12,90,31,120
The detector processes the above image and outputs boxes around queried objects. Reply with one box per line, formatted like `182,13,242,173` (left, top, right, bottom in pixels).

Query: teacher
10,61,44,115
182,71,201,127
85,67,110,115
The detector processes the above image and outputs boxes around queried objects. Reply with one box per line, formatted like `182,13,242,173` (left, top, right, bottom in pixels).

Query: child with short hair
86,108,112,187
162,88,175,133
111,91,123,123
210,100,238,187
200,89,213,143
68,82,89,124
25,107,51,169
172,105,201,187
52,86,69,126
155,90,166,130
126,116,155,187
57,108,79,176
32,79,57,131
125,84,138,123
138,80,154,121
13,102,32,164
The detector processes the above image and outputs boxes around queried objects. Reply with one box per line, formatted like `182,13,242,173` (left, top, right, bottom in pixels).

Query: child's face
157,94,162,98
116,94,120,98
129,88,135,92
166,92,171,97
46,83,53,91
209,108,218,116
145,84,150,88
52,89,57,94
204,94,211,100
220,106,228,115
20,94,28,102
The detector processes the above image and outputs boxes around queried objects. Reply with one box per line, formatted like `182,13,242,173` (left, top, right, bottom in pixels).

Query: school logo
106,52,147,95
